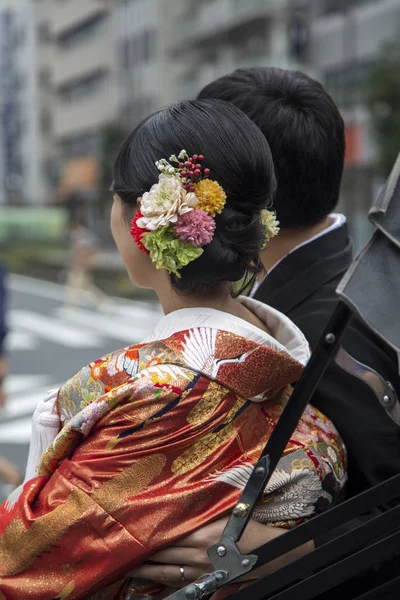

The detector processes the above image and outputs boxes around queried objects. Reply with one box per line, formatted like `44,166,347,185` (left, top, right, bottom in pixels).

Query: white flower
178,149,187,160
137,174,198,230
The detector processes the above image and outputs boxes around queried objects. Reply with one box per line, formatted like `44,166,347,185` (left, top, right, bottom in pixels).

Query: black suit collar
254,223,353,314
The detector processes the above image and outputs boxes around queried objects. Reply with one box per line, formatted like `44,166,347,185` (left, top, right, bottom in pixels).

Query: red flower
130,210,150,255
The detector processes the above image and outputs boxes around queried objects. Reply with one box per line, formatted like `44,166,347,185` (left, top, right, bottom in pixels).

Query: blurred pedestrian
0,265,22,496
64,217,106,310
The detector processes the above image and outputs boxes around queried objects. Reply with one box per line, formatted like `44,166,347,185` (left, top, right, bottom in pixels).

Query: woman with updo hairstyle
0,100,346,599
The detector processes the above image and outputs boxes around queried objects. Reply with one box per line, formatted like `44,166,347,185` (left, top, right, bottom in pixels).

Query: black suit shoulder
254,224,400,587
287,275,400,496
254,224,400,496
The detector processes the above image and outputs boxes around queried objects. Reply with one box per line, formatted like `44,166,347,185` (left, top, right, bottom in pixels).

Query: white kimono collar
143,296,310,367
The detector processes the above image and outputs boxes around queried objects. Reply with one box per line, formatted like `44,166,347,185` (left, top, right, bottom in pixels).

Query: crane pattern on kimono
181,327,256,379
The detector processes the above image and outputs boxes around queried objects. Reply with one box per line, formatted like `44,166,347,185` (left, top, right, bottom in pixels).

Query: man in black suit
129,69,400,595
200,68,400,503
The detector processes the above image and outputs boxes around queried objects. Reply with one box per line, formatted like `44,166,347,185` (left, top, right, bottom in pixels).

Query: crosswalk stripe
3,385,62,419
7,331,38,351
10,310,105,348
0,378,63,443
6,375,50,395
9,274,71,302
9,274,161,320
0,417,32,443
55,307,154,344
105,302,162,322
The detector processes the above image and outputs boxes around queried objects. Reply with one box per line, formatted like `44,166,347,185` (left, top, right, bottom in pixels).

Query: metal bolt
217,545,226,557
215,571,227,582
242,558,251,568
383,395,391,404
325,333,336,344
255,466,265,476
233,502,250,518
185,585,199,600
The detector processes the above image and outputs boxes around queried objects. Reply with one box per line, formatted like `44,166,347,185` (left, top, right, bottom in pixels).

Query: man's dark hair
198,67,345,229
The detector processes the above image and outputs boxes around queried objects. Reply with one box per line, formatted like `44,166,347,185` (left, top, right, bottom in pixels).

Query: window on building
121,96,155,127
324,60,374,108
119,29,156,70
42,158,59,185
14,71,25,93
233,35,267,63
13,25,26,48
58,70,108,103
39,67,51,88
59,131,102,159
232,22,269,65
321,0,374,15
40,107,52,134
57,13,107,49
38,21,51,43
142,30,155,62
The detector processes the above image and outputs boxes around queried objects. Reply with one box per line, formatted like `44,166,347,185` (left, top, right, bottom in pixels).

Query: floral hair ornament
130,150,226,276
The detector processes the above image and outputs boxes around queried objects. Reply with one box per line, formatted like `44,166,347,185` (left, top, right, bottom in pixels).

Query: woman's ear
137,196,142,207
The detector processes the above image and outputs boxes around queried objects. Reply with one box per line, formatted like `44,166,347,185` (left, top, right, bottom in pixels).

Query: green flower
260,209,280,250
142,226,203,276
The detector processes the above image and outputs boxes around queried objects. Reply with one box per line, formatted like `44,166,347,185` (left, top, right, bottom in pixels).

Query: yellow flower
193,179,227,217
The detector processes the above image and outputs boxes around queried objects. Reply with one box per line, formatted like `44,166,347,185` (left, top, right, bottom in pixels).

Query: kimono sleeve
0,368,246,599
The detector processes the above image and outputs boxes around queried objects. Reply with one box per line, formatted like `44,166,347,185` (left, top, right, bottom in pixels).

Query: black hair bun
113,99,276,294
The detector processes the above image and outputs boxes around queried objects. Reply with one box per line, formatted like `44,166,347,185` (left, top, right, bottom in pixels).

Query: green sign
0,207,68,241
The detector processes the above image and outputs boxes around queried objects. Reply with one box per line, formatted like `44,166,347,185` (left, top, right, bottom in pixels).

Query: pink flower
174,209,216,247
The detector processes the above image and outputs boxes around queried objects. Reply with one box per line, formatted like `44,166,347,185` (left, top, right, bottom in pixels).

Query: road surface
0,274,161,490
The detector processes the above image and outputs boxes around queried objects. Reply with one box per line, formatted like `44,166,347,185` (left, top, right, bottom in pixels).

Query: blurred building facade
0,0,398,248
313,0,400,167
172,0,313,100
49,0,117,205
0,0,52,205
311,0,400,245
115,0,182,127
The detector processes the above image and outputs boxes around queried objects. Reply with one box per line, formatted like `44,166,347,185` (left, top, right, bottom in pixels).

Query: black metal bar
229,500,400,600
354,574,400,599
219,301,353,544
253,473,400,569
232,528,400,600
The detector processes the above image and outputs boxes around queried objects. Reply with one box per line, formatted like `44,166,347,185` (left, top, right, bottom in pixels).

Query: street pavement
0,274,161,485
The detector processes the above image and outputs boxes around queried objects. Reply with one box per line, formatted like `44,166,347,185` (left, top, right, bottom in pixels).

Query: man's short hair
198,67,345,229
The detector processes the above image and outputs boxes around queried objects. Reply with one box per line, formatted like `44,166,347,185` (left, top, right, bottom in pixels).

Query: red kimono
0,315,346,599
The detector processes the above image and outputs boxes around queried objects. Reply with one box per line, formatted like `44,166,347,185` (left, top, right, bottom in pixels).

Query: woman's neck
153,280,271,334
155,283,237,316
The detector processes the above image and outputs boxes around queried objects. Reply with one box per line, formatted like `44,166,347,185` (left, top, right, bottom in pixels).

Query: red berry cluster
179,154,211,191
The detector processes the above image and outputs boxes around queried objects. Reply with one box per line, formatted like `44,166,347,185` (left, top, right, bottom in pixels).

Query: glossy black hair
113,99,276,294
198,68,345,229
